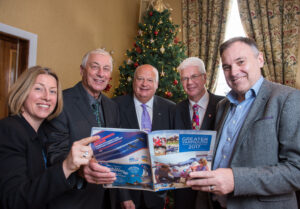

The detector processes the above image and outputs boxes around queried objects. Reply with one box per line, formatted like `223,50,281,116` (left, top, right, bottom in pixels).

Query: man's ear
80,65,84,76
258,52,264,68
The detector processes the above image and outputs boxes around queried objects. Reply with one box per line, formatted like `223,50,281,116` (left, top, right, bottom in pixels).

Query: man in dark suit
45,48,118,209
187,37,300,209
113,64,175,209
173,57,224,209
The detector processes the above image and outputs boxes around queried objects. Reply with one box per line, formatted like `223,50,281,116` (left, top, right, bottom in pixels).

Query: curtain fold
182,0,230,91
238,0,300,87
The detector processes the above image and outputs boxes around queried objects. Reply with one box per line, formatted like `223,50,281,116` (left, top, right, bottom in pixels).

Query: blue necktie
141,104,152,133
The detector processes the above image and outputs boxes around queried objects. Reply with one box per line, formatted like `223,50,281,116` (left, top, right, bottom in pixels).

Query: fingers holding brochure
83,158,116,184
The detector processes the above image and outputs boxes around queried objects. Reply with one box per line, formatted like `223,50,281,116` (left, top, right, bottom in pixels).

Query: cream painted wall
0,0,182,97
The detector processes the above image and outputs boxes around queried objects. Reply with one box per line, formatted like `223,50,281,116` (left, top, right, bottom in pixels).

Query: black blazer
0,115,73,209
45,82,120,209
173,92,224,209
113,94,175,209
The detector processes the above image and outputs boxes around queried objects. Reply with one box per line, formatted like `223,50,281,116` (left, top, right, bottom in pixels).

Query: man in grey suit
187,37,300,209
45,48,118,209
173,57,223,209
113,64,175,209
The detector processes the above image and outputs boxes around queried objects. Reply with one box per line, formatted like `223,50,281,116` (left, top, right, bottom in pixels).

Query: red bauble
154,31,158,36
165,91,173,98
134,43,137,47
134,62,139,68
104,84,112,92
173,79,178,85
149,11,153,16
174,37,179,44
136,47,142,54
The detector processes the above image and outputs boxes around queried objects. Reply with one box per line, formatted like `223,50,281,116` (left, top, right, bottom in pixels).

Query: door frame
0,22,37,67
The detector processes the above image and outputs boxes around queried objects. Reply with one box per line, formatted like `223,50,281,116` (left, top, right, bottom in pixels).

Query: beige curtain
238,0,300,87
182,0,231,91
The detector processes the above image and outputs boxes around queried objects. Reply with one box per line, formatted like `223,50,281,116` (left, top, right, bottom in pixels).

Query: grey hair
134,64,159,83
177,57,206,74
220,37,260,57
81,48,113,71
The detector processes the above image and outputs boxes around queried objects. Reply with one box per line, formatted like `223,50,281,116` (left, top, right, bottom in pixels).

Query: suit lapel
125,96,139,129
152,96,161,130
213,100,231,155
201,93,214,130
101,95,113,127
180,99,192,129
72,83,97,127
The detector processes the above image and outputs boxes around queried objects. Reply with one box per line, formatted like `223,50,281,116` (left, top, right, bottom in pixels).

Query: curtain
182,0,230,91
238,0,300,87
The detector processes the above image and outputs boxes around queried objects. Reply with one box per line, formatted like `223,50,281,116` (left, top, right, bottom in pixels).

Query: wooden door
0,32,29,119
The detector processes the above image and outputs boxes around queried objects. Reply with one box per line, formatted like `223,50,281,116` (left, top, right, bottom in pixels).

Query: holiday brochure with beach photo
90,127,216,192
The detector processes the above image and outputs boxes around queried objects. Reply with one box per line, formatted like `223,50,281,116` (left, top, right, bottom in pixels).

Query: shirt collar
227,76,264,104
189,90,209,109
134,95,154,109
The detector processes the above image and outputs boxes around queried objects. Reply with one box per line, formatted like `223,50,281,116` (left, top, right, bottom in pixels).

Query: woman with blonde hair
0,66,99,209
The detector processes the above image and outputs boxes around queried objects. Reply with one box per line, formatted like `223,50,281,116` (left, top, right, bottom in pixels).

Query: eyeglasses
180,74,203,82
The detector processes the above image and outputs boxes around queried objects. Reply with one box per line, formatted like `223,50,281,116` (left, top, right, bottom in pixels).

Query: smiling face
80,53,112,98
180,66,206,102
221,41,264,101
133,65,158,104
22,74,58,129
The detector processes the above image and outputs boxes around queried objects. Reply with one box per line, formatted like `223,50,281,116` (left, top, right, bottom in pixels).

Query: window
214,0,246,96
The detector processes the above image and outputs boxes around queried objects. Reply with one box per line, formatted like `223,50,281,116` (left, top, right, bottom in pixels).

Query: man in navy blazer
187,37,300,209
173,57,224,209
45,48,118,209
113,64,175,209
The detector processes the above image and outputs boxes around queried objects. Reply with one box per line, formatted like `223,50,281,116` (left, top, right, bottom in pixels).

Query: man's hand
121,200,135,209
186,168,234,195
83,158,116,184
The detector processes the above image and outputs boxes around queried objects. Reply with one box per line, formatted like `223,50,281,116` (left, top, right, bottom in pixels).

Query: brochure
90,127,216,192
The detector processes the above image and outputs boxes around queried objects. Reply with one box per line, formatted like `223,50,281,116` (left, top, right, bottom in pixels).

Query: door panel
0,32,28,119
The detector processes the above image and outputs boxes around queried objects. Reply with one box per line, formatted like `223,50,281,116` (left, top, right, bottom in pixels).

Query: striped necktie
192,104,200,130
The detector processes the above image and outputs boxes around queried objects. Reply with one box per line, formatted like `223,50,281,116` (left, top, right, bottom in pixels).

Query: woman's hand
62,135,99,178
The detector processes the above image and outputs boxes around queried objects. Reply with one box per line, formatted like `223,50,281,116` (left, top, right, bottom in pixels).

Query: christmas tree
114,0,187,103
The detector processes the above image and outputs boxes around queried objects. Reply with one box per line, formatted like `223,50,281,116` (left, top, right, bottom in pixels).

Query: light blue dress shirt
213,77,264,170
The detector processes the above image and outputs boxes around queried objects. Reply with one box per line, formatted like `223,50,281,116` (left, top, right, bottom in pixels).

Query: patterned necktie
192,104,200,130
141,104,152,133
92,102,101,127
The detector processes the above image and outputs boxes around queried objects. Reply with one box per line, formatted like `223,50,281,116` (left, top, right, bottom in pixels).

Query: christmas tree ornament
127,77,132,82
160,69,165,77
134,62,139,68
164,91,173,98
127,58,133,64
149,11,153,16
148,0,171,12
173,79,178,85
150,38,154,43
174,37,179,44
104,84,112,92
160,45,165,53
154,31,158,36
136,47,142,53
138,30,143,36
